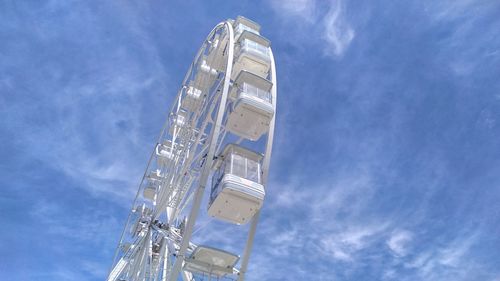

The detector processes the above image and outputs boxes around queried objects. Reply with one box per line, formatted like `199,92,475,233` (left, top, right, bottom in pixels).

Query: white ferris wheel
107,16,277,281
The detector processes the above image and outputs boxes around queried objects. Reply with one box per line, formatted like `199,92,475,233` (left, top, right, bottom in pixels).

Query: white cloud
269,179,309,208
268,0,355,58
269,0,316,22
387,230,413,257
32,199,120,243
405,231,481,280
437,232,478,267
252,165,394,274
28,71,157,204
425,0,477,21
322,0,355,57
3,1,171,205
321,223,390,262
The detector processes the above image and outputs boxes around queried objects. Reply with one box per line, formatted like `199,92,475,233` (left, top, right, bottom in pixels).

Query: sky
1,0,500,280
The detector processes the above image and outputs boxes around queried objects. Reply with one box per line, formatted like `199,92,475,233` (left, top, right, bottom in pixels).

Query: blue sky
1,0,500,280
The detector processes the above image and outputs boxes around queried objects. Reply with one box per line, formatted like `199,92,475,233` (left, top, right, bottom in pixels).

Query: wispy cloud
0,1,171,204
405,231,482,280
268,0,355,57
26,198,122,280
269,0,316,22
31,199,120,242
320,223,390,262
387,230,413,257
322,0,355,57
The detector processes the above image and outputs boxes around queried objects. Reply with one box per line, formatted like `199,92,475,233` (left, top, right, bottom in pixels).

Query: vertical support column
181,270,194,281
237,48,277,281
237,211,261,281
167,21,234,281
162,247,169,281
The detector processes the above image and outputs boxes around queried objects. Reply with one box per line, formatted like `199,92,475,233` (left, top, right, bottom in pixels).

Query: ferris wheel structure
107,16,277,281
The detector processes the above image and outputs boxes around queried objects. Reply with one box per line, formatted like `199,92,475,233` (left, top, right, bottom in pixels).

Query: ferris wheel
107,16,277,281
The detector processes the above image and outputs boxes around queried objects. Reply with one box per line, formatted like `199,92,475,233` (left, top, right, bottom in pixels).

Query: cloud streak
268,0,355,57
387,230,413,257
322,0,355,57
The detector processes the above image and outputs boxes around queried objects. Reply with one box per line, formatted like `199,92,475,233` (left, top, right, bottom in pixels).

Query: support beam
237,46,277,281
167,21,234,281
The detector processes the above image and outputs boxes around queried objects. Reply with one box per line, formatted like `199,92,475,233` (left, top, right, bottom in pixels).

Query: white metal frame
107,16,277,281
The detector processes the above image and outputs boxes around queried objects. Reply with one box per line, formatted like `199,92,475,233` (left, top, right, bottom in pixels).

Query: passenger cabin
184,246,239,277
208,144,265,225
233,16,261,40
206,33,227,72
227,70,274,141
232,30,271,79
181,85,203,112
143,184,156,201
156,141,177,167
194,56,218,91
168,110,188,137
151,237,165,270
130,205,151,237
143,170,163,201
